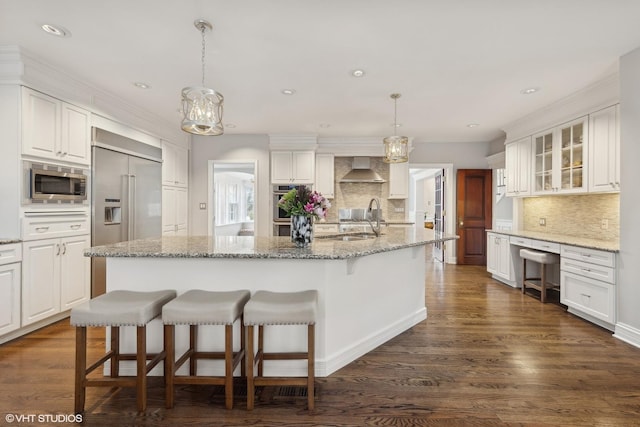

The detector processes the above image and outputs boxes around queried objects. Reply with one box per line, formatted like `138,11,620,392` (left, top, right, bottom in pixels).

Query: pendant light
181,19,224,136
383,93,409,163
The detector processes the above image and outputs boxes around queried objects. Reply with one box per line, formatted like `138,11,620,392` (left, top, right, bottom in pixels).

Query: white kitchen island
85,228,457,377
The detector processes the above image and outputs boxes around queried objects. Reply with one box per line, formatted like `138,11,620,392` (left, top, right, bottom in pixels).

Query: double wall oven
273,185,292,236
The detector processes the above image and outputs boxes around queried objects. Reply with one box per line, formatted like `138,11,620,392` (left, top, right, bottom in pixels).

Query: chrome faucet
366,198,381,236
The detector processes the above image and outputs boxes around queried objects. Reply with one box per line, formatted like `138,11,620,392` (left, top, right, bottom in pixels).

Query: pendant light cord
200,25,206,87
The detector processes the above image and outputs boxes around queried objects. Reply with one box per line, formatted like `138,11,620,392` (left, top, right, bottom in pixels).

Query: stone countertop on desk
0,239,21,245
85,228,457,260
486,229,619,252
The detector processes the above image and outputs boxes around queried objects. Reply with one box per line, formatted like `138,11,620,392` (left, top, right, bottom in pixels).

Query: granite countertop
85,228,458,260
0,239,21,245
486,229,619,252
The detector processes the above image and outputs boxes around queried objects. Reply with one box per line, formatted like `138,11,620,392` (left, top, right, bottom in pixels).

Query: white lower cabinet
22,235,90,326
162,186,188,236
0,243,22,337
560,245,616,329
487,232,514,285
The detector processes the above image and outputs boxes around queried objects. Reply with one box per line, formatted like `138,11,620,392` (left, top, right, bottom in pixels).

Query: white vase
291,215,313,248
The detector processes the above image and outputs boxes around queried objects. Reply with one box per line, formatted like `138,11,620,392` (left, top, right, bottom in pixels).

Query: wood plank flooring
2,257,640,426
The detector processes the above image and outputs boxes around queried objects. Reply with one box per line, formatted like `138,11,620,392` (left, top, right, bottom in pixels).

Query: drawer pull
35,227,49,233
581,268,592,273
70,224,81,230
580,293,591,299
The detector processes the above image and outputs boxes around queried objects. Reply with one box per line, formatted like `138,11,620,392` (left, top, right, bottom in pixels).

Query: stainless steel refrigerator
91,128,162,297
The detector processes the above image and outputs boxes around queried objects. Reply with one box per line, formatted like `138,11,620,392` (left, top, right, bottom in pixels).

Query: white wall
617,47,640,345
410,141,491,169
190,134,271,237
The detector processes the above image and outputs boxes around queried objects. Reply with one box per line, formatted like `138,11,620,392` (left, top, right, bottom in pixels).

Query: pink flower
304,202,314,213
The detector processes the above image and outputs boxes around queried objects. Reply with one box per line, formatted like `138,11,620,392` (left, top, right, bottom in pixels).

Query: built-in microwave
25,161,88,204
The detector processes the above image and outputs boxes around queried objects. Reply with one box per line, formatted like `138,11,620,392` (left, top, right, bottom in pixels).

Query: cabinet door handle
62,243,67,254
56,244,61,256
35,226,49,233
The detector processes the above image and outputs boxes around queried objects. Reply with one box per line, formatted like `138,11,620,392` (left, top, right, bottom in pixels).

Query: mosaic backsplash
523,193,619,241
324,157,406,222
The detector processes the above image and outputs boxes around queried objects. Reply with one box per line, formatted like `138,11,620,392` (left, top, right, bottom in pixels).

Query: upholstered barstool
162,289,251,409
244,290,318,410
70,289,176,414
520,248,560,303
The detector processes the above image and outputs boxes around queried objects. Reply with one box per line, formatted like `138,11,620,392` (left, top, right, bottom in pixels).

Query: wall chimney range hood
339,157,386,183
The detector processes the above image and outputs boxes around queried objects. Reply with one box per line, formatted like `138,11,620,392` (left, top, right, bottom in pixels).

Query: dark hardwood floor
2,255,640,426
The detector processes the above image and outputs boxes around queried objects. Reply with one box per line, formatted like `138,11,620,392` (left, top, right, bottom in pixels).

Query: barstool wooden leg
74,326,87,414
225,324,234,409
189,325,198,376
111,326,120,378
257,325,264,377
164,324,175,409
136,326,147,413
308,324,315,411
247,325,255,410
541,264,547,303
522,258,527,294
240,314,246,377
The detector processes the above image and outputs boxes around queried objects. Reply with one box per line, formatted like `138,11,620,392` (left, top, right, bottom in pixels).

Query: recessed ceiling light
520,87,540,95
351,69,366,78
467,123,480,128
319,123,331,128
281,89,296,95
133,82,151,89
225,123,237,128
41,24,70,37
391,123,402,128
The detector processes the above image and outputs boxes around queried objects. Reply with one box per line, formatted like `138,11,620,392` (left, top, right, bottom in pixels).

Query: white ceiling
2,0,640,143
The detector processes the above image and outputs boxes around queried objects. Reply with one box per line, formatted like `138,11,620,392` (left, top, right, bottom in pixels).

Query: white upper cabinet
589,105,620,192
21,87,91,166
162,140,188,187
314,154,335,198
388,162,409,199
505,136,531,197
532,117,587,195
271,151,315,184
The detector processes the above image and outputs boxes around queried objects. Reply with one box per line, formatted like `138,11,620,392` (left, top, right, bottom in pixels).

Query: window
214,172,254,226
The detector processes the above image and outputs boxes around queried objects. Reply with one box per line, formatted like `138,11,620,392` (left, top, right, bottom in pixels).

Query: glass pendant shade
383,93,409,163
181,86,224,135
383,135,409,163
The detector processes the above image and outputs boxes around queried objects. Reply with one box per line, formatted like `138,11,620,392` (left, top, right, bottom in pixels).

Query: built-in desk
486,230,619,331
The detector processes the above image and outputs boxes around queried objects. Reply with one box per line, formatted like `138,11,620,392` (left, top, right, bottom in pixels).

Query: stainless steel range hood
339,157,386,183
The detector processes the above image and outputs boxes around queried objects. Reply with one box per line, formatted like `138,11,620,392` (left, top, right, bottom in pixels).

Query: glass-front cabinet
534,130,554,192
532,117,587,195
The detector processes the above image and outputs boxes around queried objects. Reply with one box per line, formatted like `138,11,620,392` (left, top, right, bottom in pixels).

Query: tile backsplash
523,193,619,240
324,157,406,222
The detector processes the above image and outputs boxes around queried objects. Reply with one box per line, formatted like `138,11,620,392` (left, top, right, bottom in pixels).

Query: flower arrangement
277,186,331,220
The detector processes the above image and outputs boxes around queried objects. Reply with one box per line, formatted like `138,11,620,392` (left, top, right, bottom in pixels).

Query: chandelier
383,93,409,163
181,19,224,136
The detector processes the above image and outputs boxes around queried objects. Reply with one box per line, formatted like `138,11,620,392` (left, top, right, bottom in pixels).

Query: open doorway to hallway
409,163,454,263
209,161,256,236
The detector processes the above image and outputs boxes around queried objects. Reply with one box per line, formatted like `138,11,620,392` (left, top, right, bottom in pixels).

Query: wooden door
433,169,445,262
456,169,492,265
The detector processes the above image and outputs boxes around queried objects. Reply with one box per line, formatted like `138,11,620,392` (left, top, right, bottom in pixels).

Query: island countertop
84,227,457,260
